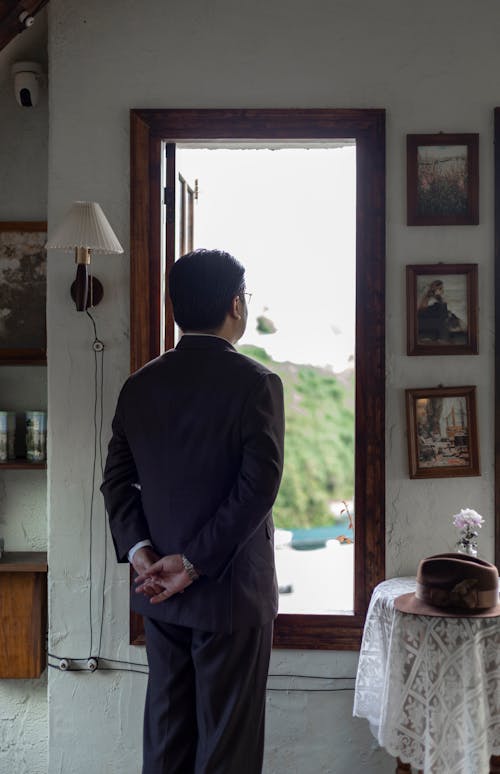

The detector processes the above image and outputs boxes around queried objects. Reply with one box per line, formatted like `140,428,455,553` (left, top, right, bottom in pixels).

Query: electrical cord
48,663,148,676
47,653,88,661
47,650,355,688
47,662,354,689
96,312,107,657
85,309,107,660
266,687,354,693
268,674,356,680
86,310,99,658
47,653,150,669
46,652,355,680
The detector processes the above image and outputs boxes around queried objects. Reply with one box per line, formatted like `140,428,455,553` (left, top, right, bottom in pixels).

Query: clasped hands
132,547,193,604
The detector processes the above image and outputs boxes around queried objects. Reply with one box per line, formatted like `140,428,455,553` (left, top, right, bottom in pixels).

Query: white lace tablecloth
353,577,500,774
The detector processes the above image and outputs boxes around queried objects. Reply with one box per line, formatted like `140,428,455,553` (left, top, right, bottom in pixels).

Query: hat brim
394,592,500,618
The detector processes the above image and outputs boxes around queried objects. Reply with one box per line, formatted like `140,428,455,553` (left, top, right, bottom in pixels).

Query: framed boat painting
406,385,480,479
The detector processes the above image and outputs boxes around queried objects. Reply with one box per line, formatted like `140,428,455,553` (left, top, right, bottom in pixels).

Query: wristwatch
181,554,199,581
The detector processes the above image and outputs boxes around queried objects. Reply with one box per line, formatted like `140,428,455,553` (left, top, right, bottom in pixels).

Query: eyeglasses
241,292,252,305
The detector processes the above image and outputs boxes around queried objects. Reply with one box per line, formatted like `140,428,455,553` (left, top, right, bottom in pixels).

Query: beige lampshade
46,201,123,254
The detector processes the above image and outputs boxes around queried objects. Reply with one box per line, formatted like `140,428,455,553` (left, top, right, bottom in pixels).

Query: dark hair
168,249,245,332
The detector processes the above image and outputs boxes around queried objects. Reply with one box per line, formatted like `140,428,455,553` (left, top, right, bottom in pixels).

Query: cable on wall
89,307,108,658
86,310,98,658
46,660,355,690
85,309,106,659
46,647,356,690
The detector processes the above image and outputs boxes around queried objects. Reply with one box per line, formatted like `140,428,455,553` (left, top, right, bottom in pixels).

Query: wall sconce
46,201,123,311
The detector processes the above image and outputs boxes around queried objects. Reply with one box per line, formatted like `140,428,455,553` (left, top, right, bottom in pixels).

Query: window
129,109,385,649
176,144,356,615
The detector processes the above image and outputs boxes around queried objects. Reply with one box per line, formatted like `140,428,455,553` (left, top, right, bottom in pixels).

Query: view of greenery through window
239,344,354,531
177,145,356,612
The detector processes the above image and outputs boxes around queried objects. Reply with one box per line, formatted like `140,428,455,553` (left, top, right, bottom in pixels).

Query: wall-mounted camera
12,61,43,108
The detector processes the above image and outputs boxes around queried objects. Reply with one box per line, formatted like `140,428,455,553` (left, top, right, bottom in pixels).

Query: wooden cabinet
0,552,47,678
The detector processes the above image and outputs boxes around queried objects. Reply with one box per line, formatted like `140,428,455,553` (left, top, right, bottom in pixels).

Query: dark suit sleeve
184,372,285,580
100,387,151,562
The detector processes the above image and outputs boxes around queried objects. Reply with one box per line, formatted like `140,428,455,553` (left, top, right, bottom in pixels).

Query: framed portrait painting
0,221,47,364
406,263,478,355
405,386,480,479
407,133,479,225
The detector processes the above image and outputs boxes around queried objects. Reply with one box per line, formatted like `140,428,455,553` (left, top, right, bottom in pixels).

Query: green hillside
239,344,354,530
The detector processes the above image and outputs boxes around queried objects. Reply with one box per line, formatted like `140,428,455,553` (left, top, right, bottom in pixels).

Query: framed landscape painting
407,133,479,225
406,263,478,355
405,385,480,479
0,221,47,364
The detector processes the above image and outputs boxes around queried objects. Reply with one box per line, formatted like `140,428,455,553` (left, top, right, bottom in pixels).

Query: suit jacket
101,335,285,633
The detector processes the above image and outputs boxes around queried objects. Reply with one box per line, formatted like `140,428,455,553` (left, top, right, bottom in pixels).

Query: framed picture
0,221,47,364
407,133,479,225
406,263,478,355
405,385,480,479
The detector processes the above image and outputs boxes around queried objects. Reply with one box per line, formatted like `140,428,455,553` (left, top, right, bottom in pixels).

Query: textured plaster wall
0,10,48,774
0,12,48,219
46,1,498,772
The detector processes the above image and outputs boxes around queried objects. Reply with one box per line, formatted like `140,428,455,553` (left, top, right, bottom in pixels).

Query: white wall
0,14,48,220
0,10,48,774
46,1,497,772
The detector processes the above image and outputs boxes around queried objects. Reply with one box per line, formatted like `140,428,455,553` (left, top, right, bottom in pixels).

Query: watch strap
181,554,199,581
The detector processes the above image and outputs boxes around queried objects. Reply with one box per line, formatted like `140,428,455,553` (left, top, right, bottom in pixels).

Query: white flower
452,508,484,531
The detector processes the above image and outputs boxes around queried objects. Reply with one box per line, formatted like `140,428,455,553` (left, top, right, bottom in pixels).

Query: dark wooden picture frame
0,221,47,364
407,133,479,226
406,385,480,479
406,263,478,356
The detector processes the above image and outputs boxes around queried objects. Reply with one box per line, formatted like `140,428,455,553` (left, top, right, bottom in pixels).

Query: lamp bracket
70,275,104,310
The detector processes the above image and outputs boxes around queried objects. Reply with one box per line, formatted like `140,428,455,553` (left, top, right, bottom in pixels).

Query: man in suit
101,249,285,774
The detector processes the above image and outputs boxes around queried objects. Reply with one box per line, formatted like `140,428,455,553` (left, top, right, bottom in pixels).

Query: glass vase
457,544,477,558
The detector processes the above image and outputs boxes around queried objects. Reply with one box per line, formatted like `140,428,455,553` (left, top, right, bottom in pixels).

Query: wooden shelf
0,552,47,678
0,552,47,573
0,459,46,470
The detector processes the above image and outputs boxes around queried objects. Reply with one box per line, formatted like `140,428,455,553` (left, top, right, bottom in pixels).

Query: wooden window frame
494,108,500,570
129,108,386,650
178,172,195,256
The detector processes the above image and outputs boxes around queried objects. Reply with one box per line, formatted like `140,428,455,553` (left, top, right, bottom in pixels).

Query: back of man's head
168,249,246,332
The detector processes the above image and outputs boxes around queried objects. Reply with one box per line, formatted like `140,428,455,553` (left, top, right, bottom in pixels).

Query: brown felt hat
394,553,500,618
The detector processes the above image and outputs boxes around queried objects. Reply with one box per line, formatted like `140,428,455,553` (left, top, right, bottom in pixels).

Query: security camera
12,62,43,107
